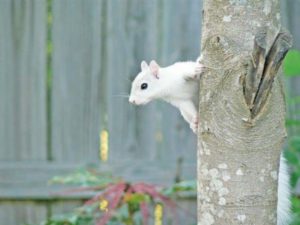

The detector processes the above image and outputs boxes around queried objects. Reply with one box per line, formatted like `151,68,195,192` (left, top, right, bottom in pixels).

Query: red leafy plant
48,169,196,225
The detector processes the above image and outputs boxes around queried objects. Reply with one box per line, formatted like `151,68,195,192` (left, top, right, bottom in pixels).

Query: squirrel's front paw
190,116,199,134
194,63,204,79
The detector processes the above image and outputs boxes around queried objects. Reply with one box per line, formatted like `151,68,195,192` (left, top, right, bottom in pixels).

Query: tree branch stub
244,30,293,118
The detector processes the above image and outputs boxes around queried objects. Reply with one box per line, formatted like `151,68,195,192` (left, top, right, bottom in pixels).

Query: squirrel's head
129,60,160,105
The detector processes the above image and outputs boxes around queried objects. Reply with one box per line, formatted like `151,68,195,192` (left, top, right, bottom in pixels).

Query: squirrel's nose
129,98,135,104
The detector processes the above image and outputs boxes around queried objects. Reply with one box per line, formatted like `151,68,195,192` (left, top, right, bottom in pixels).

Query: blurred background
0,0,299,225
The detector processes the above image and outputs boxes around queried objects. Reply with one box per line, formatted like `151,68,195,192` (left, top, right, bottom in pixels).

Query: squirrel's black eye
141,83,148,90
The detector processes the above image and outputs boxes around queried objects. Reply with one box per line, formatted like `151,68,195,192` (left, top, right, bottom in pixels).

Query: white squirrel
129,59,203,133
129,58,291,225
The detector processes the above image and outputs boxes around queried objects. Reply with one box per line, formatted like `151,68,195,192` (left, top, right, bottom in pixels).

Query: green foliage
50,169,118,187
162,180,196,196
41,206,95,225
283,49,300,77
284,49,300,225
285,137,300,187
286,119,300,127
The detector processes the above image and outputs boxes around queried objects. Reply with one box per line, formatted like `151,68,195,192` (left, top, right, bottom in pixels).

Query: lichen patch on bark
237,214,247,223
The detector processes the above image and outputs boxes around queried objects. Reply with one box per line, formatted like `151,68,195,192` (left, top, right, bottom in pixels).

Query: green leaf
125,193,150,204
283,49,300,76
287,96,300,104
162,180,196,196
284,150,298,165
285,119,300,127
290,136,300,152
290,172,299,188
49,169,118,187
172,180,196,191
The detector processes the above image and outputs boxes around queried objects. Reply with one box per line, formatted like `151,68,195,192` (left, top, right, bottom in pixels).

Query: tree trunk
197,1,292,225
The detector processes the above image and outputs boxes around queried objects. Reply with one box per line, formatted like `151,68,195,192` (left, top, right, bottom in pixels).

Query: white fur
129,60,203,133
278,156,291,225
129,59,291,224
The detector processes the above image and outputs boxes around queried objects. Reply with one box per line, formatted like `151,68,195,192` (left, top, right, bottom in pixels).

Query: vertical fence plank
281,0,300,49
50,200,83,216
155,0,201,168
0,1,48,224
0,201,47,225
105,0,154,162
51,0,103,162
0,0,47,160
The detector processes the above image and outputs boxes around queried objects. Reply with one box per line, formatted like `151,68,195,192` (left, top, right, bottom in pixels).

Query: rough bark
197,1,292,225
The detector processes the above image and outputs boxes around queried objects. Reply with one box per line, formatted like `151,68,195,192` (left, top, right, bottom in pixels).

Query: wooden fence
0,0,201,224
0,0,299,224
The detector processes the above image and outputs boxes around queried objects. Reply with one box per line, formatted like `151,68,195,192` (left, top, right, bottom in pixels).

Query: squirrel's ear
141,61,148,71
149,60,160,78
